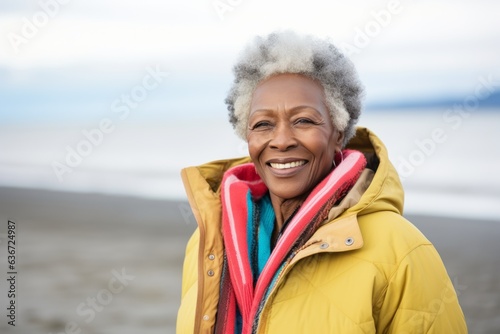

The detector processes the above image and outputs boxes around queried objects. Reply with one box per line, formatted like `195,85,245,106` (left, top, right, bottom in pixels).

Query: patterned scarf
215,150,367,334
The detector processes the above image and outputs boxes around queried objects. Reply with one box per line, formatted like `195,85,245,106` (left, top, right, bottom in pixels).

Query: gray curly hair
225,30,364,147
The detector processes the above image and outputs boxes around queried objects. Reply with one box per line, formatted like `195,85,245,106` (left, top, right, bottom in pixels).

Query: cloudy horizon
1,0,499,125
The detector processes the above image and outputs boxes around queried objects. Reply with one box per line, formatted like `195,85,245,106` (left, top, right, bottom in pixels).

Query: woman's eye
295,118,315,125
252,121,272,129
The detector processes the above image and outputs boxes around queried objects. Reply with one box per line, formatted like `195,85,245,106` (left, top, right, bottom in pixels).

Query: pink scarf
217,149,367,333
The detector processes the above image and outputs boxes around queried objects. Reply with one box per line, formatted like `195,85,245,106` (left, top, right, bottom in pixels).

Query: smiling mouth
268,160,307,169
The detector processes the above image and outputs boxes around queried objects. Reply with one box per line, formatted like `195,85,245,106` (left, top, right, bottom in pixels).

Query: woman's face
247,73,343,201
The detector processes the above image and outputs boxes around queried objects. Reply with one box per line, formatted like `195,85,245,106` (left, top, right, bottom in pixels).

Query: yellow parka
177,127,467,333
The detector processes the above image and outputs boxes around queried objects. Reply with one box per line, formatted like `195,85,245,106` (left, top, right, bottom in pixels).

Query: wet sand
0,187,498,333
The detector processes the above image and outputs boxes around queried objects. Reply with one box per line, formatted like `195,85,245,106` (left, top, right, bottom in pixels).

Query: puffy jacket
176,127,467,333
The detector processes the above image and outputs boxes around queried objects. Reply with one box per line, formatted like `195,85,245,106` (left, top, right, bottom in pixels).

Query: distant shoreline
366,93,500,111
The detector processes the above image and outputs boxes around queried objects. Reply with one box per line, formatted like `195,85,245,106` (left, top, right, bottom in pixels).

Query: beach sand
0,186,498,333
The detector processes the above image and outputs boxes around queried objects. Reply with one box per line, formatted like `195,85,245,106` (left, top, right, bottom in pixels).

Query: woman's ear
335,131,344,148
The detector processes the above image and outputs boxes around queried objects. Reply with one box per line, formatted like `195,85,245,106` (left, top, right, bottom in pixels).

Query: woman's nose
269,123,298,151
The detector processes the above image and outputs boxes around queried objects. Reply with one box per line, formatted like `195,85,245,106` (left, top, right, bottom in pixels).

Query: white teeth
269,161,306,169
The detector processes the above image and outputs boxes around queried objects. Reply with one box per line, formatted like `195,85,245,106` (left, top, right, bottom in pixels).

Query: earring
333,150,344,168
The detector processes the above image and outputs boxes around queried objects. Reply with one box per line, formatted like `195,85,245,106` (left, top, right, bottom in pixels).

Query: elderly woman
177,31,467,333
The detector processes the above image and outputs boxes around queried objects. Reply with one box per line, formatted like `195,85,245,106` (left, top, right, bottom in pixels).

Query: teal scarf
246,191,275,283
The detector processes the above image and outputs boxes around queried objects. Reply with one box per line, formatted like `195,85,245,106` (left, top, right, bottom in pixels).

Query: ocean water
0,109,499,220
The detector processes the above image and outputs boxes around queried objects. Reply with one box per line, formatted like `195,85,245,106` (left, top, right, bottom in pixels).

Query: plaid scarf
215,150,366,334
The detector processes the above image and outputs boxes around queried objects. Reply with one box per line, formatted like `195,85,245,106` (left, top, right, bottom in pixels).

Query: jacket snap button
207,269,215,276
320,242,329,249
203,315,209,321
345,237,354,246
208,254,215,260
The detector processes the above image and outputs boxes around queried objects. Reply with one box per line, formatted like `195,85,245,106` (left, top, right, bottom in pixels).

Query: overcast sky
1,0,499,123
